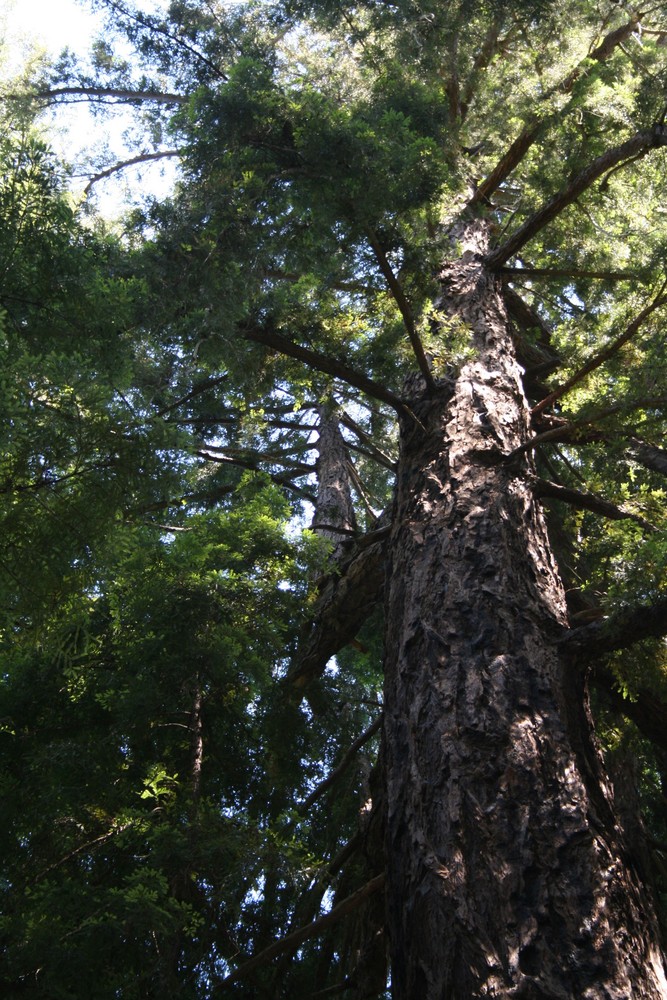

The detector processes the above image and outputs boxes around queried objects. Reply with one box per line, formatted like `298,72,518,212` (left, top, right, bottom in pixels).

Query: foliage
4,0,667,995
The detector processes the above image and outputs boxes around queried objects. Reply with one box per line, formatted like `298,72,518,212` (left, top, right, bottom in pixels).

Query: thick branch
628,437,667,478
242,324,404,412
214,874,386,990
469,15,640,207
83,150,181,194
471,125,541,208
532,287,667,416
487,129,667,267
533,477,654,531
561,594,667,655
502,284,554,349
287,524,388,691
29,86,186,105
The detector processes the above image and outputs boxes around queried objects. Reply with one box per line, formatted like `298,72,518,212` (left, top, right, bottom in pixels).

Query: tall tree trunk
312,402,357,544
383,221,667,999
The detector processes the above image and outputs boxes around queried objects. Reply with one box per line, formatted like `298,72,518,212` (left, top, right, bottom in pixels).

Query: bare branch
340,410,397,470
561,595,667,655
28,86,187,106
628,437,667,477
83,150,181,194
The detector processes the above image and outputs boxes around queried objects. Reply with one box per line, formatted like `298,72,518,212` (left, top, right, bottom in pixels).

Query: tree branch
28,85,187,105
33,823,131,883
340,410,396,470
93,0,227,81
501,266,642,282
287,524,389,691
487,129,667,267
214,874,386,990
561,595,667,655
196,448,314,475
469,15,640,207
242,324,405,412
628,437,667,477
366,230,435,389
195,451,316,501
533,477,655,531
154,373,229,418
593,664,667,755
83,150,181,194
460,17,503,119
263,268,373,295
300,715,383,812
532,285,667,416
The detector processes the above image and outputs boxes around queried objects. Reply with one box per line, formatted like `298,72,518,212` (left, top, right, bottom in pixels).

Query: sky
2,0,104,75
2,0,176,215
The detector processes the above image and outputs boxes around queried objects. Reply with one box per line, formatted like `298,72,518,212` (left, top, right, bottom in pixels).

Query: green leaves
6,0,667,993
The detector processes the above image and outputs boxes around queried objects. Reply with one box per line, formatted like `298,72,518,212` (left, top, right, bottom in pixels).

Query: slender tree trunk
383,221,667,998
312,402,357,543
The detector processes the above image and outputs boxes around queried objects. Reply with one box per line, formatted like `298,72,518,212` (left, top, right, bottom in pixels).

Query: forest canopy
3,1,667,997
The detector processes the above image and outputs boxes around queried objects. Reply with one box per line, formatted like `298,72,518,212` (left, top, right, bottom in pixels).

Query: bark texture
311,405,358,542
383,221,667,999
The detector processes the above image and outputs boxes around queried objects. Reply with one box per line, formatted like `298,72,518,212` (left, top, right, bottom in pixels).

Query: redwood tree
5,0,667,997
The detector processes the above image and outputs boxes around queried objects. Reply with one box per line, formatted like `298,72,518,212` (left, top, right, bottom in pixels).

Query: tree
5,0,667,996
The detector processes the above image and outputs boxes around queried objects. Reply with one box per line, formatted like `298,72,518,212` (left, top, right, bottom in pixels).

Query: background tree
4,0,667,997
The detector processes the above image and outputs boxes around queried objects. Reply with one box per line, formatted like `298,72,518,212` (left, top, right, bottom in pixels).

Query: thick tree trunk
383,222,667,999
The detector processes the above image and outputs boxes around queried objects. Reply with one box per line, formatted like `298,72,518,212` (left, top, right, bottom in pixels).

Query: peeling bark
383,221,667,999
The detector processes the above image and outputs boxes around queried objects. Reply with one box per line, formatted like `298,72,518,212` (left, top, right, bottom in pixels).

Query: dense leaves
4,0,667,996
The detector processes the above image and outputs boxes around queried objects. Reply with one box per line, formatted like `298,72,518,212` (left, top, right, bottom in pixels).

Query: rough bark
383,220,667,999
629,438,667,478
311,405,358,543
562,595,667,657
287,524,387,691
